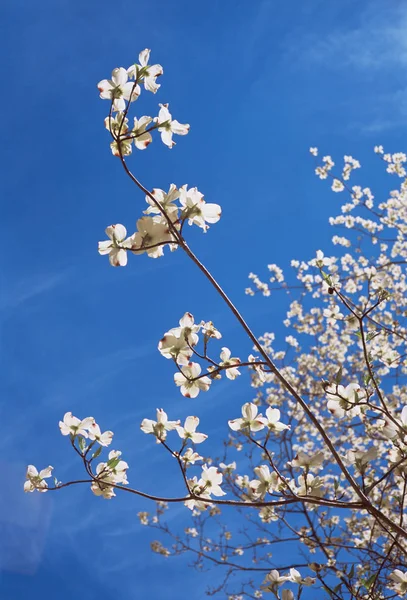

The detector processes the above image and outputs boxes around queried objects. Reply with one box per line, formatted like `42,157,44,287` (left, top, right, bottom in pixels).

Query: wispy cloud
289,4,407,71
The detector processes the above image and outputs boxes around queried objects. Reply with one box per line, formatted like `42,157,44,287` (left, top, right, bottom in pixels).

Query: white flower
323,304,344,326
218,347,241,380
92,449,129,499
264,407,290,433
159,313,199,365
250,465,279,498
310,250,333,267
98,224,131,267
59,412,95,437
145,184,180,217
344,447,378,471
24,465,53,493
248,354,267,383
289,451,324,470
288,568,315,586
380,406,407,439
309,147,318,156
127,49,163,93
200,320,222,339
87,422,114,447
104,113,132,157
262,570,289,592
176,416,208,444
199,465,226,497
98,67,140,112
179,185,221,231
325,382,365,418
156,103,189,148
133,116,153,150
219,461,236,473
179,448,203,465
228,402,267,433
281,591,294,600
140,409,180,442
296,474,324,497
332,178,345,192
174,362,211,398
129,216,175,258
390,569,407,595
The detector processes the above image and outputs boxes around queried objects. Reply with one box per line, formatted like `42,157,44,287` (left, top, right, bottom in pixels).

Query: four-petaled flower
129,216,175,258
140,408,180,443
174,362,211,398
127,49,163,93
176,416,208,444
264,407,290,433
24,465,53,493
228,402,267,433
98,68,140,112
179,185,221,232
145,184,180,218
159,312,200,365
59,412,95,437
156,103,190,148
218,347,241,380
199,465,226,497
133,116,153,150
98,224,131,267
87,422,114,447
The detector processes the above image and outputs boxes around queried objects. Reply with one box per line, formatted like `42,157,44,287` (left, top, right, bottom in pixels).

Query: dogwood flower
87,421,113,447
159,312,199,365
127,49,163,93
199,465,226,496
250,465,279,498
179,185,221,231
288,568,315,586
380,405,407,439
90,450,129,499
133,116,153,150
264,407,290,433
219,461,236,473
24,465,53,493
200,320,222,340
156,104,189,148
289,451,324,470
144,184,180,217
248,354,267,383
389,569,407,595
218,347,241,380
174,362,211,398
129,216,176,258
98,224,131,267
178,448,203,465
140,408,180,442
104,113,133,156
98,67,140,112
176,416,208,444
262,570,289,592
228,402,267,433
59,412,95,437
325,382,365,418
296,474,324,497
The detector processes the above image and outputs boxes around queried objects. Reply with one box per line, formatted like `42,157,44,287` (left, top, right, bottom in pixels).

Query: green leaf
335,366,343,385
92,446,103,460
363,574,376,590
107,457,121,470
78,437,87,453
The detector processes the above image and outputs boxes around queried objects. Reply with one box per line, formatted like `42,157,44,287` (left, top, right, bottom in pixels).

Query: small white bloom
174,362,211,398
179,185,221,231
156,103,189,148
24,465,53,493
87,422,114,447
228,402,267,433
127,49,163,93
219,347,241,380
140,408,180,443
98,224,131,267
98,67,140,112
176,416,208,444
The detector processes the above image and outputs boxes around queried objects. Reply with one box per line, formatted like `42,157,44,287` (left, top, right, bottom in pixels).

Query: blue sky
1,0,407,598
